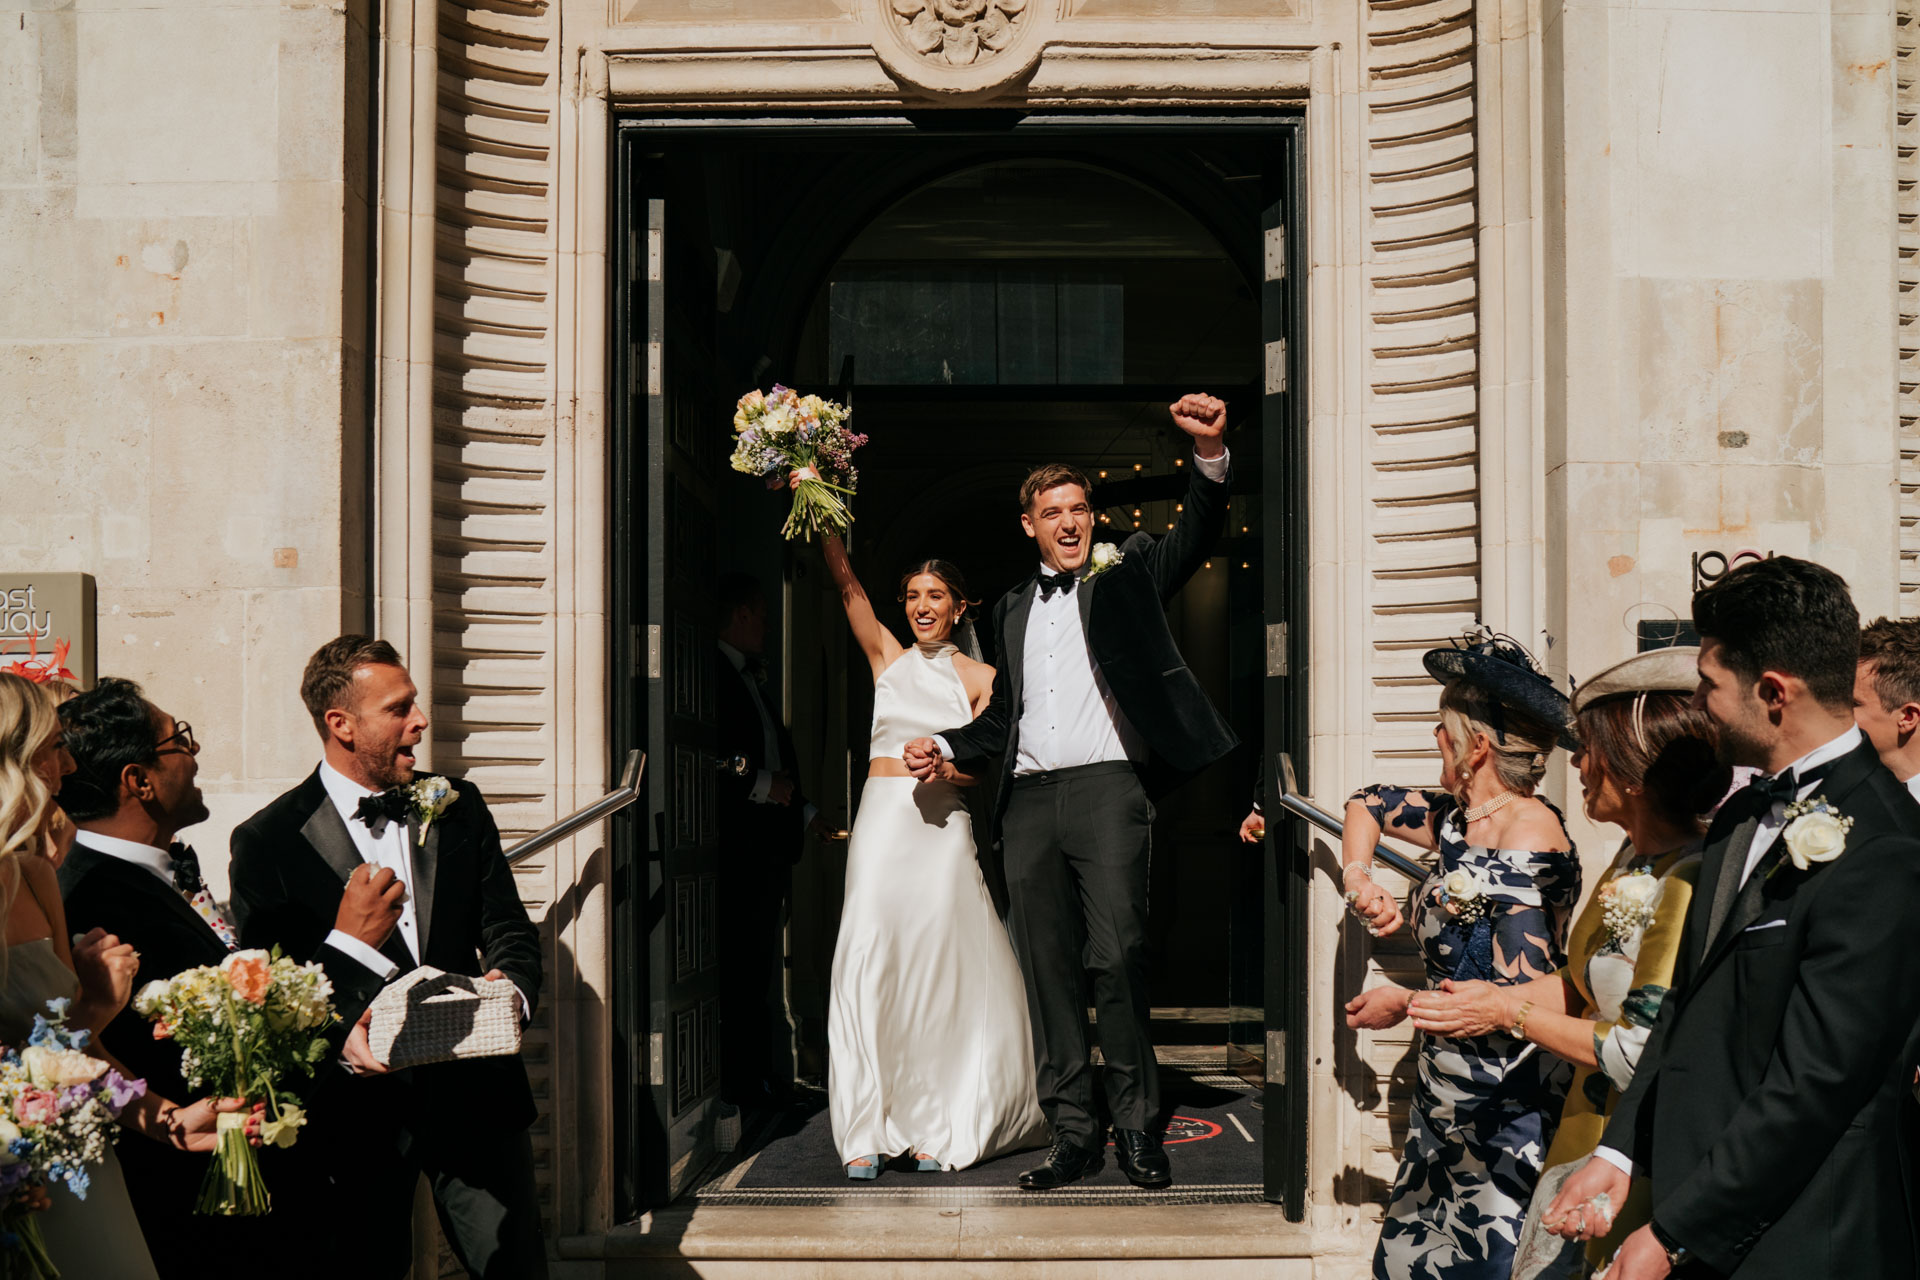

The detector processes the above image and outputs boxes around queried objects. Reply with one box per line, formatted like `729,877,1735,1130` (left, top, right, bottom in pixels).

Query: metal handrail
1271,752,1431,882
504,750,647,865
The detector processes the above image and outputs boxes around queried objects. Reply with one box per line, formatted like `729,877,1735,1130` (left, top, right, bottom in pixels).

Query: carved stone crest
893,0,1026,68
867,0,1051,98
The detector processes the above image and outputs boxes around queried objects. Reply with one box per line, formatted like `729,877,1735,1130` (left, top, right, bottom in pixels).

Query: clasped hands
901,738,951,783
1540,1158,1673,1279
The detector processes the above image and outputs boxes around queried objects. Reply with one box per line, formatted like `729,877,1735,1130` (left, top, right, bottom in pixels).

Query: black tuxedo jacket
940,462,1239,844
1601,740,1920,1276
58,841,273,1264
717,652,808,865
229,769,543,1138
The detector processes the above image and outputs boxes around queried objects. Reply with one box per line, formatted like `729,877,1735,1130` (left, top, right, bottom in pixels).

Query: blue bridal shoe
845,1156,882,1180
915,1153,941,1171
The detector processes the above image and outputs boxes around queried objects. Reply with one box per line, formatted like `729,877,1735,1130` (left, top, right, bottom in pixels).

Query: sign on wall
0,575,96,686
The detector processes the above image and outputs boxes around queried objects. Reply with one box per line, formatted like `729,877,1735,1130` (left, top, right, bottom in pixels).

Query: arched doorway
610,116,1308,1216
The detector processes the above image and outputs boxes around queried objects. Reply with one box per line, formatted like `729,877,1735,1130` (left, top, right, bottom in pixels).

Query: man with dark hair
230,637,545,1279
715,572,825,1108
1855,617,1920,799
56,678,395,1277
903,393,1238,1191
1547,556,1920,1279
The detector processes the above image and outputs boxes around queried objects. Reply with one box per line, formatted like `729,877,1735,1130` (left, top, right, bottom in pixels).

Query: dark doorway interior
610,116,1306,1218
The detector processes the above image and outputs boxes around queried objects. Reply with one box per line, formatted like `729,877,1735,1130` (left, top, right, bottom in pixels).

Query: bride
818,532,1049,1178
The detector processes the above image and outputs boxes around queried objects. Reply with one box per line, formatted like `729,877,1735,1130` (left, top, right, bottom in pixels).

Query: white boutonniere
1083,542,1124,581
406,775,459,846
1438,867,1492,923
1777,796,1852,873
1597,867,1662,945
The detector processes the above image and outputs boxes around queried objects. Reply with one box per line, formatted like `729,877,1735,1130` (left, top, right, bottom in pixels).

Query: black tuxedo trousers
1601,741,1920,1277
231,770,546,1280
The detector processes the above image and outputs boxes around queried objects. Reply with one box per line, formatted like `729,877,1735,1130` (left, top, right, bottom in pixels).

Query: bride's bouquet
0,1000,146,1279
729,385,868,541
133,950,335,1216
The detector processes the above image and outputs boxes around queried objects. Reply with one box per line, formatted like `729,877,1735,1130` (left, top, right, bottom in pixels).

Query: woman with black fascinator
1338,632,1582,1280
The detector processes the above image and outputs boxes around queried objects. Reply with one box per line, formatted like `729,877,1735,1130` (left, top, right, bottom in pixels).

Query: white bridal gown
827,642,1049,1170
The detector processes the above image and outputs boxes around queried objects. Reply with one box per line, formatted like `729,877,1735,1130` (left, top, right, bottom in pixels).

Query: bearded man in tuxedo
230,636,545,1279
1546,557,1920,1278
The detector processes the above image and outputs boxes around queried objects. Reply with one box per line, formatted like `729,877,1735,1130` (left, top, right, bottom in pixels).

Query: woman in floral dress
1407,648,1730,1278
1340,634,1581,1280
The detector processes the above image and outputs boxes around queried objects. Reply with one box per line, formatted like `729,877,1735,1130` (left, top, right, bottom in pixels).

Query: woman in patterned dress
1407,648,1730,1279
1340,634,1581,1280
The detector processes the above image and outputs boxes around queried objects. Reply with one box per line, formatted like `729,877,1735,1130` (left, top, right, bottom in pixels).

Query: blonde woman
1338,635,1581,1280
0,674,244,1277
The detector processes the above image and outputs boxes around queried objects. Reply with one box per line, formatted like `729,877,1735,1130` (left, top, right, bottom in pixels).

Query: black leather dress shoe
1017,1137,1104,1190
1112,1128,1171,1188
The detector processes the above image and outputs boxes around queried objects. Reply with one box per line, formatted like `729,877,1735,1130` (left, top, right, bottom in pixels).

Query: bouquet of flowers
729,385,867,541
133,950,335,1216
0,1000,146,1279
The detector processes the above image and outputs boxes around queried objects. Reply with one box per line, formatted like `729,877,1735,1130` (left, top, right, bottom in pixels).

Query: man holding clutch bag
230,636,546,1279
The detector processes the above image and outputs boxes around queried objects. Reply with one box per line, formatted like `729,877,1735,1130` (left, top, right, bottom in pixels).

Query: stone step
557,1203,1356,1278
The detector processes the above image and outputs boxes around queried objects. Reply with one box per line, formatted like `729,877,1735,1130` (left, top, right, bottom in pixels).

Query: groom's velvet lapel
1004,579,1035,705
1076,563,1100,634
410,811,442,958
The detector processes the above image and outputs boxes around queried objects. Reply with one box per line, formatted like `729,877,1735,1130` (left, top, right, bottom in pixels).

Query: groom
1547,557,1920,1278
905,393,1238,1190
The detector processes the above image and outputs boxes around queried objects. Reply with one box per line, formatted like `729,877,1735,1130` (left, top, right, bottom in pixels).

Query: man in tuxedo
54,677,389,1278
714,574,824,1107
230,636,545,1279
1854,616,1920,803
1547,557,1920,1278
904,393,1238,1190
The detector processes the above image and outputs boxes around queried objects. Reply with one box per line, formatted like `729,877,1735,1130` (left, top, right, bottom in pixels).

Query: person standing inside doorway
1854,616,1920,802
716,574,826,1112
904,393,1238,1191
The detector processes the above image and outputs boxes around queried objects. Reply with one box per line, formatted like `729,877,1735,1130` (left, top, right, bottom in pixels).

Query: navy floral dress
1356,786,1581,1280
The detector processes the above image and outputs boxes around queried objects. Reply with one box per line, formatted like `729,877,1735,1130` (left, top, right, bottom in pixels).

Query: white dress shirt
70,829,178,889
318,760,414,980
1904,771,1920,807
936,448,1229,770
1592,724,1863,1179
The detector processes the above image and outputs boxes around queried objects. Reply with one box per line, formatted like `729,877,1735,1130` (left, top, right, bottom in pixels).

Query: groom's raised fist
1169,393,1227,458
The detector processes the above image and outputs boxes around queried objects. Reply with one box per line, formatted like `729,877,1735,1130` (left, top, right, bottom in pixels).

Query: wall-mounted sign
0,574,96,686
1691,548,1772,594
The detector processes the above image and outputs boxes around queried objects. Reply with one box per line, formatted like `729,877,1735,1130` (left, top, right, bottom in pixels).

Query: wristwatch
1648,1220,1693,1272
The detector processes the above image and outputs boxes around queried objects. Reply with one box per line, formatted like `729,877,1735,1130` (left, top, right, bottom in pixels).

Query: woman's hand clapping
71,927,139,1026
1343,984,1412,1031
1407,978,1515,1040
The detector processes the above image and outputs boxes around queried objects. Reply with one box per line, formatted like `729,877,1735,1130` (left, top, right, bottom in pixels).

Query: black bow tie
168,842,204,896
1037,570,1077,601
354,789,410,839
1743,760,1836,812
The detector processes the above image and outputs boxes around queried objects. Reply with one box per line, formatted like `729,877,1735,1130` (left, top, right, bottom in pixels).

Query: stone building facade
1,0,1903,1272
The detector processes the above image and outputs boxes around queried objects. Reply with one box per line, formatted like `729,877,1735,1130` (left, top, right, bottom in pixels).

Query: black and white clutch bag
366,966,522,1070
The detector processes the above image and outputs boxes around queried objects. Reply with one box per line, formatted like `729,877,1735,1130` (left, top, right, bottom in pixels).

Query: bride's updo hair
897,560,981,627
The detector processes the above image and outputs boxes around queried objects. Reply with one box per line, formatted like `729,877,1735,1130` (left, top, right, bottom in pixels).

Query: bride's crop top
869,642,973,761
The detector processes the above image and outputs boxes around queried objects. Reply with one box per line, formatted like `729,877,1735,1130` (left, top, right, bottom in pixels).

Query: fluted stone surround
0,0,1908,1272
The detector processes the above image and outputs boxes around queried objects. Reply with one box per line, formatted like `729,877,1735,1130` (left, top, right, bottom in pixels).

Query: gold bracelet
1510,999,1535,1040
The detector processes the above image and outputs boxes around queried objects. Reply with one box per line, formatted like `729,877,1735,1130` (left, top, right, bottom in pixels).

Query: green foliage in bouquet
133,949,336,1216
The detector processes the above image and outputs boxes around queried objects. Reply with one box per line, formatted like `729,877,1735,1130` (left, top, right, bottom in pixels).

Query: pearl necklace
1462,790,1518,822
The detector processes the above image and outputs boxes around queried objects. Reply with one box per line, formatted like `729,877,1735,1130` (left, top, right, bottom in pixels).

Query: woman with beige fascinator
1406,647,1731,1279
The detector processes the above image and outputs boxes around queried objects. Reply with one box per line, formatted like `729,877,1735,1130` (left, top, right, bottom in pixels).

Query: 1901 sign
1691,548,1772,594
0,574,96,686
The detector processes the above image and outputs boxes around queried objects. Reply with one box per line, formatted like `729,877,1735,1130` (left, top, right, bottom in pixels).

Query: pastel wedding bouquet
134,950,336,1216
0,1000,146,1279
729,385,867,541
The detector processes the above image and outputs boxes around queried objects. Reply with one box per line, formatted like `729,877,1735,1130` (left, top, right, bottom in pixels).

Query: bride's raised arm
822,534,902,679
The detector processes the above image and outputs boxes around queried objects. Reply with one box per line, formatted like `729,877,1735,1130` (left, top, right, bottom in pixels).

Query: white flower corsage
1777,796,1852,873
1438,867,1492,923
1598,867,1661,945
1084,542,1124,581
406,775,460,846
